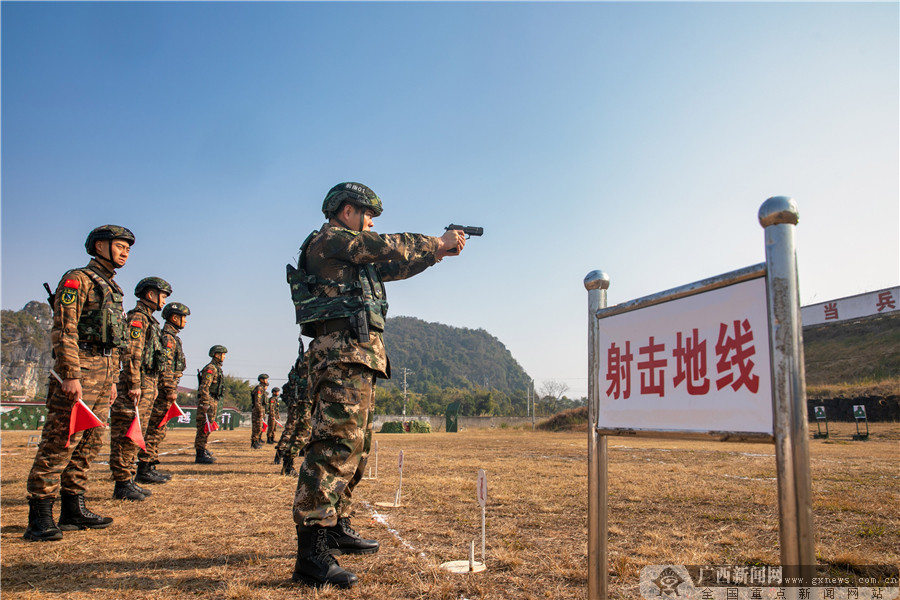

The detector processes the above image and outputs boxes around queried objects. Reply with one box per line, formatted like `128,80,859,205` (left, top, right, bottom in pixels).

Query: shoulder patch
131,320,143,328
167,341,174,348
207,368,214,374
60,289,77,305
63,279,80,289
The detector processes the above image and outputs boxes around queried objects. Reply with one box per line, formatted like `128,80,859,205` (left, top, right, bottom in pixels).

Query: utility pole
400,368,413,417
531,379,535,431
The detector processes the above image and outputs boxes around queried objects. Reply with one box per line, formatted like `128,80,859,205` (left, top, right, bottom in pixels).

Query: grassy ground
1,426,898,600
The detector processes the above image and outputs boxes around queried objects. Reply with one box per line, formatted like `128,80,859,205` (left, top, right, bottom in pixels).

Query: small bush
380,421,405,433
408,420,432,433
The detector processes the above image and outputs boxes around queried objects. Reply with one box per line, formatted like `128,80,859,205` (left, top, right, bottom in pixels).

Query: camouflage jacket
268,394,280,412
50,258,127,380
198,358,224,406
281,352,309,408
158,322,185,396
303,222,440,377
252,383,267,409
119,301,165,388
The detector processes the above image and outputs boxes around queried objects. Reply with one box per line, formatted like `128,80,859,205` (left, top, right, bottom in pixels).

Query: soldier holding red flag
195,345,227,464
24,225,134,541
138,301,191,482
108,277,171,501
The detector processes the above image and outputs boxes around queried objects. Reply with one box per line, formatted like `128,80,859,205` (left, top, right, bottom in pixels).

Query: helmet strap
95,240,117,270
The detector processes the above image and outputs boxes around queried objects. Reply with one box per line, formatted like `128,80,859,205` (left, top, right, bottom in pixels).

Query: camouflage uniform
109,300,165,484
195,357,224,454
266,389,281,443
26,259,127,500
250,380,268,447
140,320,186,465
276,352,312,474
292,223,440,528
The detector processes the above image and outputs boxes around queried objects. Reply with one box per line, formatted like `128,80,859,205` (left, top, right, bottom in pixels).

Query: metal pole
759,197,815,573
585,270,609,600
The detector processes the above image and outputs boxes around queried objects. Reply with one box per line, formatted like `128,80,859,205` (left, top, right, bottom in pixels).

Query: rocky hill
1,301,53,399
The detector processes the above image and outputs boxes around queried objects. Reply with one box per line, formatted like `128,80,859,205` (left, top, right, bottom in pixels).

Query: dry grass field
1,424,898,600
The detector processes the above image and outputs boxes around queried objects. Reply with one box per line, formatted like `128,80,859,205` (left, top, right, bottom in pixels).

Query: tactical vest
171,335,186,373
198,363,225,400
286,230,389,337
74,266,128,350
130,308,166,375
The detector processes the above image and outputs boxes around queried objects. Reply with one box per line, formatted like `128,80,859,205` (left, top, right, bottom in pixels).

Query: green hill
376,316,533,416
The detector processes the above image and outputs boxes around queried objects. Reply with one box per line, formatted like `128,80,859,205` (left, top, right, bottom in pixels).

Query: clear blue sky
2,2,897,400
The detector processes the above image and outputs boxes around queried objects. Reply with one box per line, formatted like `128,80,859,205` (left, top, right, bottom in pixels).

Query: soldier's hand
110,385,117,403
61,378,82,402
437,229,465,259
167,392,177,402
128,388,141,402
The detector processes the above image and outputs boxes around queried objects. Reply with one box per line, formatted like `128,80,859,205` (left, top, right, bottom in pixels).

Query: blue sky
2,1,897,400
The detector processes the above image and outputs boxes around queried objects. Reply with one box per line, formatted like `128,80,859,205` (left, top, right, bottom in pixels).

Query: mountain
1,301,53,399
382,316,532,394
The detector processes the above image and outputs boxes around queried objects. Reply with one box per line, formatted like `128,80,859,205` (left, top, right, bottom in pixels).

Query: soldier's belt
77,342,114,357
312,317,354,337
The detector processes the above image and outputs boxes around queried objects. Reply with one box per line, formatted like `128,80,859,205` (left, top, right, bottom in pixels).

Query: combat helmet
135,277,173,298
85,225,135,256
209,345,228,357
161,302,191,321
258,373,269,381
322,182,383,219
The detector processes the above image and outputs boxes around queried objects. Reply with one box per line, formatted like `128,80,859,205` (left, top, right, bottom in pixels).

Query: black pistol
444,224,483,254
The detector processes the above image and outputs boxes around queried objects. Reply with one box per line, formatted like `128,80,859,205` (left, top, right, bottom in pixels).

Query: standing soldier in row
250,374,268,449
266,387,281,444
108,277,171,501
138,301,190,483
288,182,466,587
274,350,312,477
195,345,226,464
25,225,134,541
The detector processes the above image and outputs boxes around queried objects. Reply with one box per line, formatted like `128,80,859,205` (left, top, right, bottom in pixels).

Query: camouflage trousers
251,401,265,444
276,399,313,459
26,353,118,499
266,407,277,442
194,401,217,452
138,387,175,464
293,362,374,528
109,378,157,482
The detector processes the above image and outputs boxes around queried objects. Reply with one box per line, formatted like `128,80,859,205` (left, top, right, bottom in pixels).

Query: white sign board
801,286,898,326
477,469,487,508
597,276,773,434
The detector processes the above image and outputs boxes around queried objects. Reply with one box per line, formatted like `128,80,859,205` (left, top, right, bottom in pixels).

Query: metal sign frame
584,197,815,599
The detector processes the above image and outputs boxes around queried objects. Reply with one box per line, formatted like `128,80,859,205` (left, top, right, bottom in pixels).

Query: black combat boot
112,480,146,501
23,497,63,541
281,454,297,477
136,461,168,484
274,449,282,465
292,525,358,588
251,440,263,449
150,463,172,481
325,517,379,555
195,450,215,464
58,491,113,530
131,478,153,497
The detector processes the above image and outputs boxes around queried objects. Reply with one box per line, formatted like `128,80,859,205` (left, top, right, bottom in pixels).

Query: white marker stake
374,439,379,478
397,449,404,506
477,468,487,564
469,540,475,572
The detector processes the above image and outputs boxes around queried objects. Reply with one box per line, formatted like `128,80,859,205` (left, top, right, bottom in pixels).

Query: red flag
276,419,283,428
125,408,146,451
158,401,185,428
204,415,219,434
66,398,104,448
261,422,268,433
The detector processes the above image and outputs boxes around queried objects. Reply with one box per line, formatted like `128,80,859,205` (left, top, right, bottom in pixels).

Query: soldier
266,387,281,444
195,345,226,464
24,225,134,541
288,182,466,587
108,277,171,500
250,374,269,449
274,350,312,477
137,301,190,483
